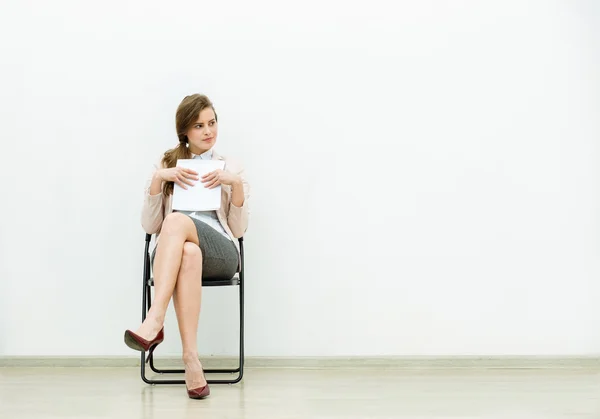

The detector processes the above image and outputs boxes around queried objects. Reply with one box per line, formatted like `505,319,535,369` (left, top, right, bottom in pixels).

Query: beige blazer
141,149,250,261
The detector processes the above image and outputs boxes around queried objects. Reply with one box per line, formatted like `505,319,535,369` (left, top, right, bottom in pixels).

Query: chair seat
147,275,240,287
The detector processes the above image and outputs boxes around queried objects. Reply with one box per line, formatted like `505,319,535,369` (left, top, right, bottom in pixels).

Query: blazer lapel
211,149,225,162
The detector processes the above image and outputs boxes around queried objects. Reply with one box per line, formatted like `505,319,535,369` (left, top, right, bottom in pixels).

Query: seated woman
124,94,250,400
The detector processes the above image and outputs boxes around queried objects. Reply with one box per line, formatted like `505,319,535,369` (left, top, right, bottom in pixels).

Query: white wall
0,0,598,357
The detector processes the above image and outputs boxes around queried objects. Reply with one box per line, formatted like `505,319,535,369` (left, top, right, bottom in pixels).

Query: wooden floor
1,367,599,418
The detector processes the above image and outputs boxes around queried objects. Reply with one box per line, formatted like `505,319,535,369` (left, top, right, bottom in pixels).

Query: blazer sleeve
141,157,165,234
227,162,250,238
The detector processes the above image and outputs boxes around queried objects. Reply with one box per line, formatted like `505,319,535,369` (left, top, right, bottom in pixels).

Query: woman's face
186,107,218,154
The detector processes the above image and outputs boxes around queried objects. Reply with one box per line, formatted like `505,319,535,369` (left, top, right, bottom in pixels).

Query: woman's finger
203,173,217,182
176,173,194,187
184,168,199,176
205,178,220,189
182,171,199,180
175,177,188,190
179,168,195,178
181,174,195,186
208,180,221,189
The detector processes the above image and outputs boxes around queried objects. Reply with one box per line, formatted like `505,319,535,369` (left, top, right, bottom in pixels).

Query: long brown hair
161,94,218,196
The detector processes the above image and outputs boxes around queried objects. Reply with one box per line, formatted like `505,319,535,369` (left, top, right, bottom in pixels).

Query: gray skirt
151,215,239,280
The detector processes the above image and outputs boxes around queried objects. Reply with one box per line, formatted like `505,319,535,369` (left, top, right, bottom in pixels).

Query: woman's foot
184,354,209,398
134,315,164,342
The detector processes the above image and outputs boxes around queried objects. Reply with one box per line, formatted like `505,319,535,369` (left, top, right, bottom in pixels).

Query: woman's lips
203,137,213,142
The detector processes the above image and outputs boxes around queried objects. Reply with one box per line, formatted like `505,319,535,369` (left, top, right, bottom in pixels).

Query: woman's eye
195,125,202,128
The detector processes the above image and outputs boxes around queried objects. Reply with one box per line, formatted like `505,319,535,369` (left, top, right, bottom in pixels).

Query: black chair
140,233,245,385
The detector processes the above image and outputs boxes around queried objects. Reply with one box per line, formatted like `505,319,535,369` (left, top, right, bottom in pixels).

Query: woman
124,94,250,399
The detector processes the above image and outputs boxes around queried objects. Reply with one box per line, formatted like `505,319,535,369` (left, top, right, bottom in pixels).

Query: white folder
172,159,226,211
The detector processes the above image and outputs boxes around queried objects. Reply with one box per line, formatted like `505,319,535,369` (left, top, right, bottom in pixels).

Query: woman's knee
181,242,202,272
161,212,193,236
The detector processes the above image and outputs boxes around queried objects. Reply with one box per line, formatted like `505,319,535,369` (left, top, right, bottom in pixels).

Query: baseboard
1,356,600,369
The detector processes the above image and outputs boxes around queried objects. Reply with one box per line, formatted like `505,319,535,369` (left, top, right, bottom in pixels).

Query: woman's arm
141,159,165,234
227,166,250,238
149,171,163,195
231,177,245,207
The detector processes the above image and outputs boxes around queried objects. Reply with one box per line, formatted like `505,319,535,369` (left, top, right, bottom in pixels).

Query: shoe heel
146,343,158,364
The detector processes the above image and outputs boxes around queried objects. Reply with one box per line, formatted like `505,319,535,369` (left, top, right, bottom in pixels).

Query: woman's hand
202,169,241,189
158,167,199,190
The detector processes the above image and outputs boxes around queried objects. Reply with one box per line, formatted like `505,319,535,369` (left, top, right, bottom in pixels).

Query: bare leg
173,242,207,389
135,213,199,340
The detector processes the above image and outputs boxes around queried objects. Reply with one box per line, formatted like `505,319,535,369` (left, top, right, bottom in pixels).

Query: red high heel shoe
124,327,164,363
185,364,210,399
187,384,210,399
